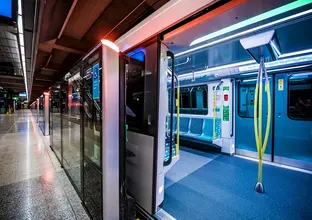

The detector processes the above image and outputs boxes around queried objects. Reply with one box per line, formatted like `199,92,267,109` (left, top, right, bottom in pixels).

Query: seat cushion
189,118,204,135
195,135,213,142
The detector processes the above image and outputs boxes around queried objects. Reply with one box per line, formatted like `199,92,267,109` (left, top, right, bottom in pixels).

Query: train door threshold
164,155,180,174
154,209,176,220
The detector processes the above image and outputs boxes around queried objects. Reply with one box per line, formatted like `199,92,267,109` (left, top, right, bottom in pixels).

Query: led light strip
18,0,28,101
280,48,312,58
190,0,312,46
174,8,312,58
177,54,312,80
241,64,312,76
177,60,255,79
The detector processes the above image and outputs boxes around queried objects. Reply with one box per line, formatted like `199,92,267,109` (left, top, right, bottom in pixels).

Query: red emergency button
224,94,228,101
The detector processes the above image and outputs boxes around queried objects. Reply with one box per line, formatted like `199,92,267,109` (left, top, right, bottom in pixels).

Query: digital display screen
0,0,12,18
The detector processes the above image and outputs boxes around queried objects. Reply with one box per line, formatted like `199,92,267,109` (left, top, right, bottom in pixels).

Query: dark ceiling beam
0,75,24,80
102,0,149,39
31,0,170,99
39,40,85,54
41,67,59,72
42,0,78,68
56,35,91,51
58,0,78,39
0,85,25,91
0,78,24,85
35,76,53,82
45,54,53,68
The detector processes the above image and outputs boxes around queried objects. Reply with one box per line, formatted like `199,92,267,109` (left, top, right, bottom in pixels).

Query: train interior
149,0,312,219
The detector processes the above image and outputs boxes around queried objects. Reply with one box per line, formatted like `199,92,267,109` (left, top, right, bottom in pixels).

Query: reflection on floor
163,147,312,220
0,110,89,220
165,147,220,189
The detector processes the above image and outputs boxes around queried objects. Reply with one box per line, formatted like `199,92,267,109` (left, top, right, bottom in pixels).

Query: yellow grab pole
254,82,260,153
254,61,272,193
176,82,180,156
262,81,271,155
212,89,217,140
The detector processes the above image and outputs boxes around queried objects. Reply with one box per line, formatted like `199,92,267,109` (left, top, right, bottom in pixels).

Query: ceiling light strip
177,54,312,80
190,0,312,46
280,48,312,58
175,8,312,58
18,0,28,101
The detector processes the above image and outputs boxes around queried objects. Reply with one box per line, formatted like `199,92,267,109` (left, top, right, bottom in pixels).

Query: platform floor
0,110,89,220
164,147,312,220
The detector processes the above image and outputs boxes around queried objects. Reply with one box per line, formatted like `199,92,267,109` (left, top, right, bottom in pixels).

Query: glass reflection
62,64,82,193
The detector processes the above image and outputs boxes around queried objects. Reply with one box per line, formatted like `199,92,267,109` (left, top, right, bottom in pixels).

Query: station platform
0,110,89,220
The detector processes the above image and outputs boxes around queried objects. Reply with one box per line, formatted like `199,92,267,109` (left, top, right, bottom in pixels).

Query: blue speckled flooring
0,110,89,220
163,149,312,220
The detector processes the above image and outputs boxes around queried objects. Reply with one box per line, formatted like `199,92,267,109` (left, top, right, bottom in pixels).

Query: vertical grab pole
164,51,175,166
174,74,180,156
213,88,216,140
254,57,272,193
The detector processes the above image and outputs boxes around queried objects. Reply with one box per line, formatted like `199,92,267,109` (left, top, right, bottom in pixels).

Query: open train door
123,38,177,217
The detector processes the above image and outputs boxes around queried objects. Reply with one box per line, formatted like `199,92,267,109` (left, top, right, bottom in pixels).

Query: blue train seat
183,118,203,138
195,118,213,142
178,117,190,134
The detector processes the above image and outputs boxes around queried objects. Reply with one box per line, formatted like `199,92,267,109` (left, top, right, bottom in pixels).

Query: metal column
36,98,39,123
44,93,50,136
101,41,120,220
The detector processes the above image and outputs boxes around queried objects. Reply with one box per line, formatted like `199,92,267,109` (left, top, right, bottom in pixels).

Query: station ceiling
28,0,169,101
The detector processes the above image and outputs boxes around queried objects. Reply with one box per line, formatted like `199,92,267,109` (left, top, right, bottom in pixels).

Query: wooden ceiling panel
63,0,113,40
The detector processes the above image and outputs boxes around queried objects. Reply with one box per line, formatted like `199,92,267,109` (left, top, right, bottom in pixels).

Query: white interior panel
126,131,155,213
115,0,218,52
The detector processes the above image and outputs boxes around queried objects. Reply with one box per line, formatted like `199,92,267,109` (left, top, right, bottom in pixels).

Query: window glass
288,74,312,120
62,67,82,193
50,85,62,162
82,52,102,167
39,95,45,133
169,85,208,115
238,84,255,118
126,44,158,136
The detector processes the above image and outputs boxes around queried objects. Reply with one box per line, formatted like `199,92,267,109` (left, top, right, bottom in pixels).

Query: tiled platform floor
0,110,89,220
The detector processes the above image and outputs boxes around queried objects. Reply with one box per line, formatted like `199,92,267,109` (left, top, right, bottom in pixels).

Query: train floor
163,147,312,220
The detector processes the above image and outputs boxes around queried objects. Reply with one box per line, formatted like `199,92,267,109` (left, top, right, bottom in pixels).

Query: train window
126,43,158,135
288,74,312,120
170,85,208,115
238,80,256,118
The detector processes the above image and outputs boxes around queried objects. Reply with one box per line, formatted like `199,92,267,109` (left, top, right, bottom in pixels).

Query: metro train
45,0,312,219
116,0,312,219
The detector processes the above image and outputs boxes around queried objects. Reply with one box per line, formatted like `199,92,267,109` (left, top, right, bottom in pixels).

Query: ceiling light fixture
279,48,312,58
18,0,28,101
174,7,312,58
178,54,312,80
190,0,312,46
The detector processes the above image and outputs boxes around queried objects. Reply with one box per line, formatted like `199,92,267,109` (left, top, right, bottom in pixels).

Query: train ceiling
164,0,312,74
